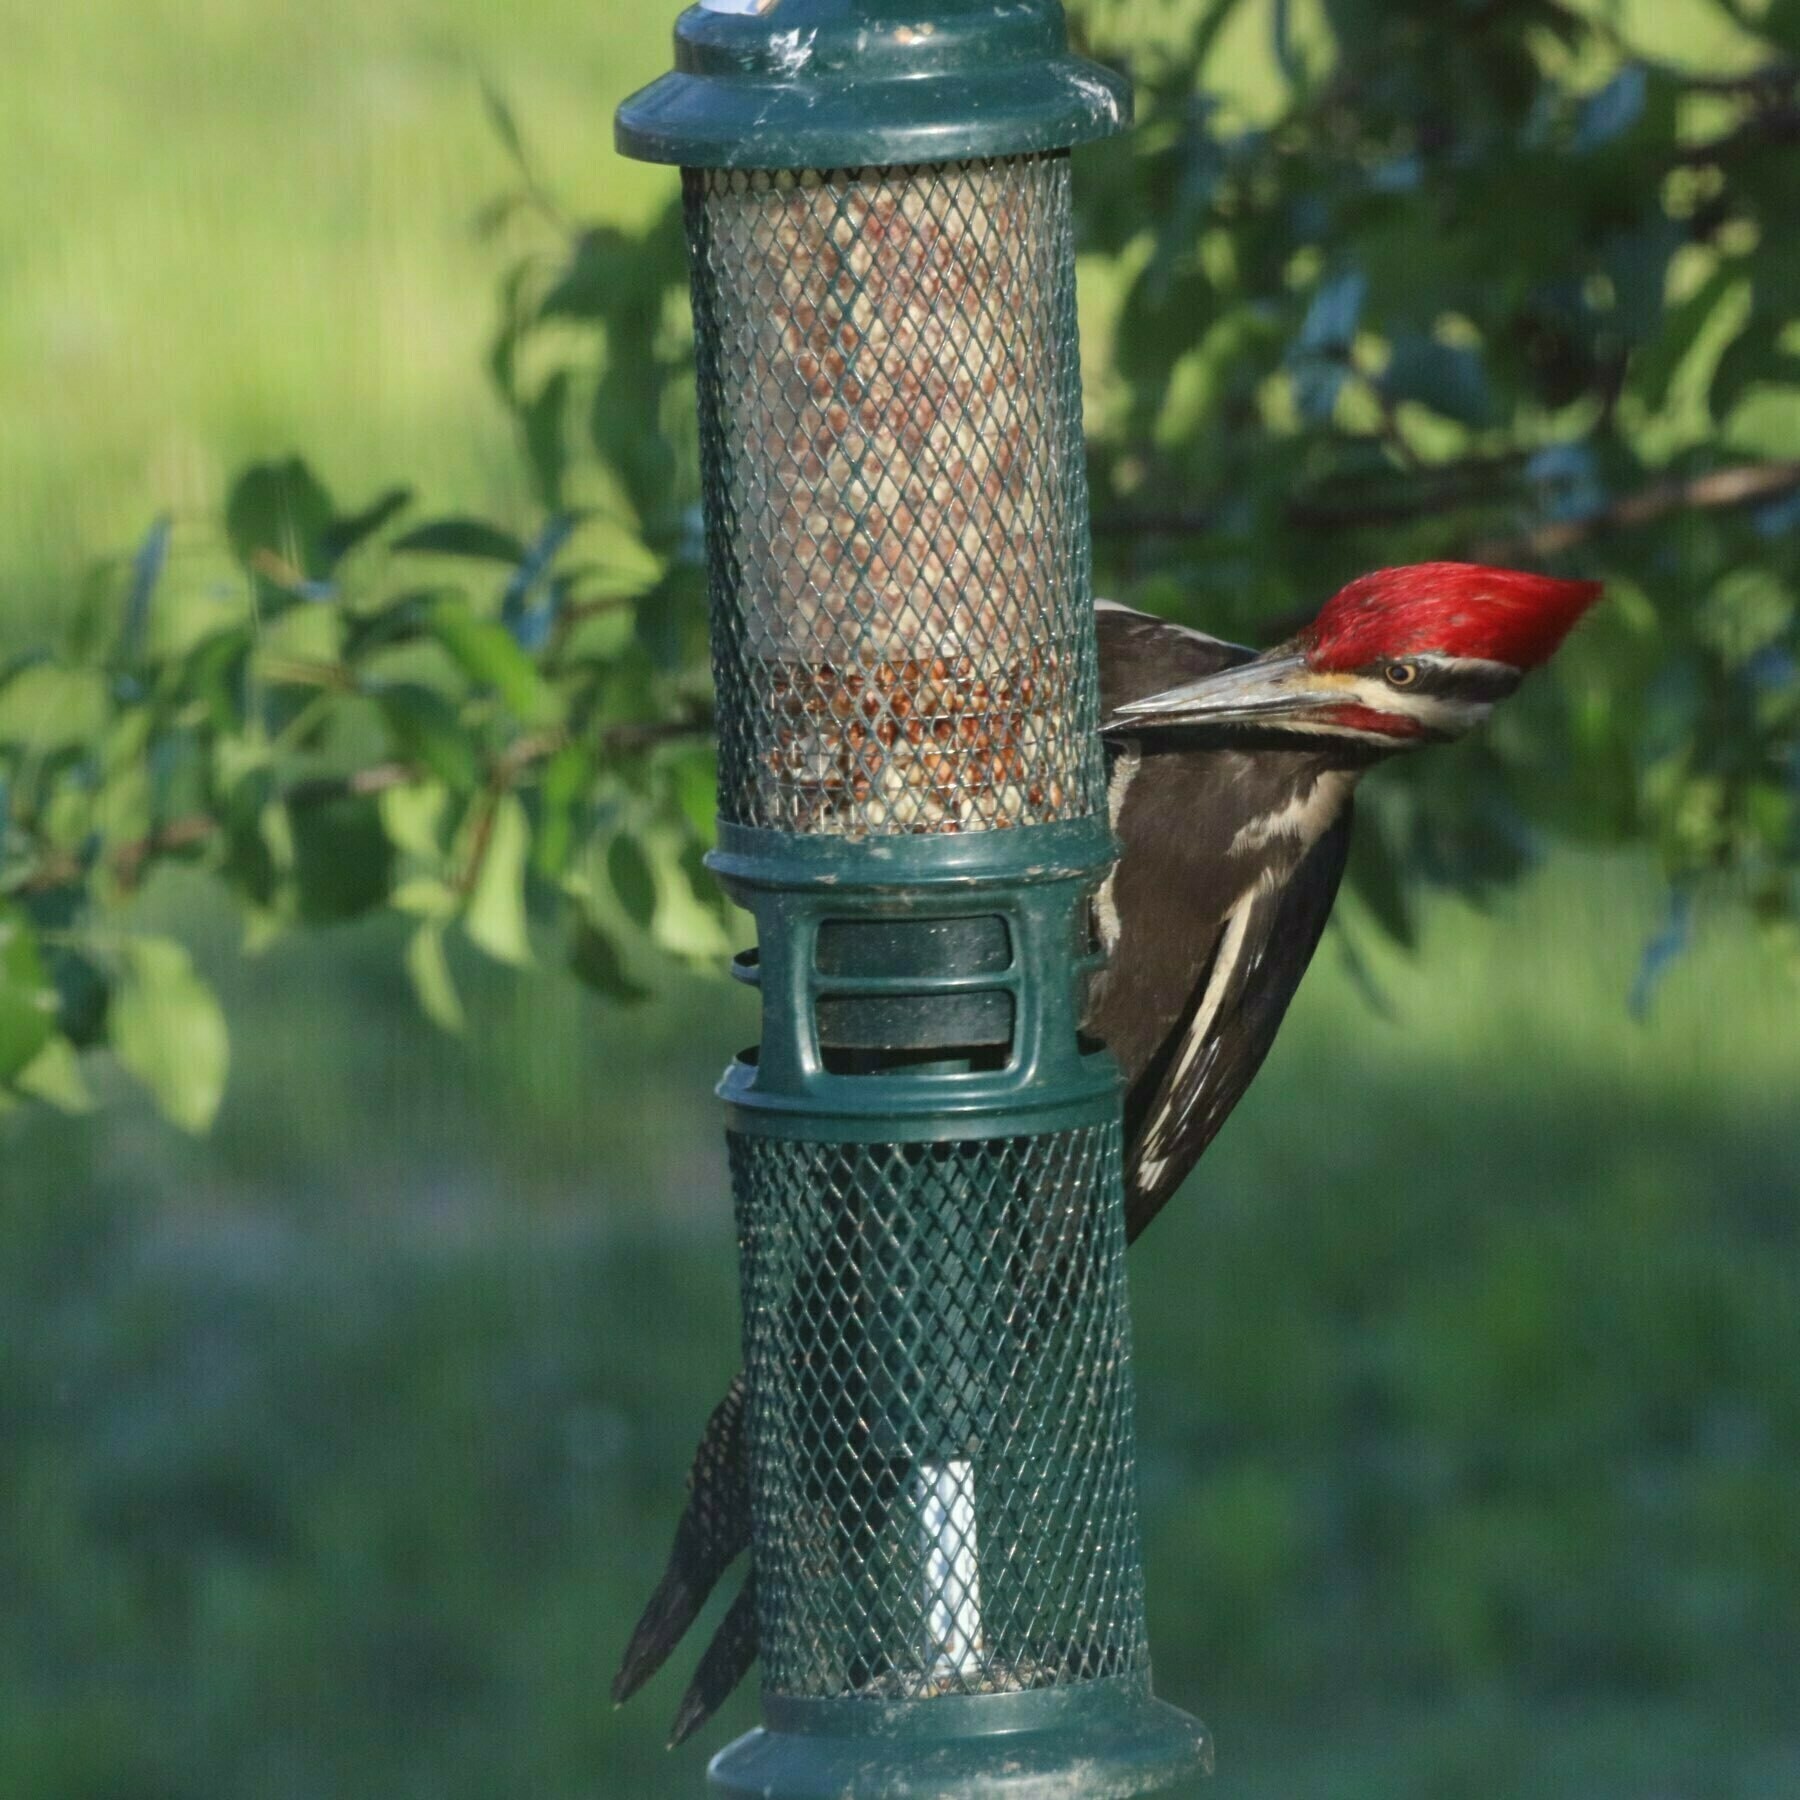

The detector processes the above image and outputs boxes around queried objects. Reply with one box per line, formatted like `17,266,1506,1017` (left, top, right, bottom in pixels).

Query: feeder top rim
614,0,1131,169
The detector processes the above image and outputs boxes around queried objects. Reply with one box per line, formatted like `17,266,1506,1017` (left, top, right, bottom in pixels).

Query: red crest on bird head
1303,563,1604,672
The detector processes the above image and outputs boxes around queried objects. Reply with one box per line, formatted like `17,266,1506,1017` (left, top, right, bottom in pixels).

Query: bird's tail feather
612,1372,754,1708
668,1573,760,1747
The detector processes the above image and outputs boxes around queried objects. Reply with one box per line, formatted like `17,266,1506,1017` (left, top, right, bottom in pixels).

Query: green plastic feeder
618,5,1211,1793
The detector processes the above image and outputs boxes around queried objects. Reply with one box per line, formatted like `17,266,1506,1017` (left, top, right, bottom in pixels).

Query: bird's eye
1385,661,1418,688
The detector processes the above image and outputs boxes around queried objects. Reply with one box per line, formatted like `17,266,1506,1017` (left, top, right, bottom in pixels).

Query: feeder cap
614,0,1131,170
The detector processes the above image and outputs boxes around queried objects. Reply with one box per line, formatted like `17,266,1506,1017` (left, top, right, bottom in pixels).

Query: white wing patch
1228,768,1357,855
1132,891,1258,1185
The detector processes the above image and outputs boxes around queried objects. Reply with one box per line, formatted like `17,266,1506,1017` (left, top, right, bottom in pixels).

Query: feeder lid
615,0,1130,170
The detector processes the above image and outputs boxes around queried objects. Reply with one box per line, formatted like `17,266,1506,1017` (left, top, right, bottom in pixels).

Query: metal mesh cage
729,1123,1152,1701
685,155,1106,837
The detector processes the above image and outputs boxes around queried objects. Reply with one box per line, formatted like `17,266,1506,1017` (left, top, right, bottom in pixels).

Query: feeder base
707,1676,1210,1799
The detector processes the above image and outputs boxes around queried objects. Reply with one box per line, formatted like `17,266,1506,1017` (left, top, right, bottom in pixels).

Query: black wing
1095,601,1255,718
1120,808,1351,1241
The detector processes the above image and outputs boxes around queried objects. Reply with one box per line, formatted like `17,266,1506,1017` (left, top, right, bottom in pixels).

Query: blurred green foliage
4,0,1799,1132
3,863,1796,1796
2,0,1798,1795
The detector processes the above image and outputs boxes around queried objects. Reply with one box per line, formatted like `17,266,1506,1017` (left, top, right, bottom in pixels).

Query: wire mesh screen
728,1123,1152,1700
685,155,1106,837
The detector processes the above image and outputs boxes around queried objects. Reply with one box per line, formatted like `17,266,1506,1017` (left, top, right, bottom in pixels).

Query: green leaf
1383,334,1495,427
569,917,650,1004
1627,264,1737,413
1574,65,1647,151
379,781,452,863
473,190,531,242
1271,0,1303,87
634,564,709,674
428,600,564,726
1711,311,1800,419
607,832,658,929
117,513,171,667
645,824,732,960
1602,219,1683,346
109,937,230,1133
50,947,112,1049
534,741,593,878
290,795,395,924
480,77,529,174
0,907,58,1081
343,588,446,661
670,746,718,840
464,793,534,967
1117,266,1215,386
219,787,284,912
591,362,681,534
1299,268,1366,355
378,684,481,791
14,1035,95,1113
392,518,528,562
0,664,109,754
184,628,254,735
679,836,733,930
320,485,412,566
522,371,570,512
226,458,336,600
539,227,643,322
405,923,465,1032
489,262,530,406
391,875,460,921
1695,568,1795,669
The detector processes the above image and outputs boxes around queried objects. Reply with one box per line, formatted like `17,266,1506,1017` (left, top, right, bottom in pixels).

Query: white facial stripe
1327,674,1493,736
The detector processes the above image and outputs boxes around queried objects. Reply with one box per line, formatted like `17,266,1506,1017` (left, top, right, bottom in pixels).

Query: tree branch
19,714,713,898
1093,458,1800,563
1092,452,1534,542
1469,459,1800,562
1677,103,1800,166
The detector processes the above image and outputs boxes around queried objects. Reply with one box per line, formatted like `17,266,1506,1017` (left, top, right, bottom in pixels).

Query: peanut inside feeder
687,159,1095,836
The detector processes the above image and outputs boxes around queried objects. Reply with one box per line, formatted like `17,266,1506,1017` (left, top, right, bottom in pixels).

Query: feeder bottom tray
707,1673,1212,1800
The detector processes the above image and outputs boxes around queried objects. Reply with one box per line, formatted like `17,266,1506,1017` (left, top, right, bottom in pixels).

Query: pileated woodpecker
614,562,1604,1743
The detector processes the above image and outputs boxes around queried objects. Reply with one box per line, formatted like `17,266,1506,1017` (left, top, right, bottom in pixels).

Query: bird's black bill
1106,651,1345,729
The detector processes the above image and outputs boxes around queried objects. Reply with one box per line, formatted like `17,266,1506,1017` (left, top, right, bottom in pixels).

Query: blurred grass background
3,1,1797,1796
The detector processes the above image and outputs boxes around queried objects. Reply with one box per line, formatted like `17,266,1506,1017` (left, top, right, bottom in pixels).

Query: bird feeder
618,4,1210,1792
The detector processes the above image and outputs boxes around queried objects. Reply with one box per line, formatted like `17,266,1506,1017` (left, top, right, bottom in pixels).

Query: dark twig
1677,103,1800,165
1469,459,1800,562
1094,458,1800,560
1093,452,1537,542
19,715,713,898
